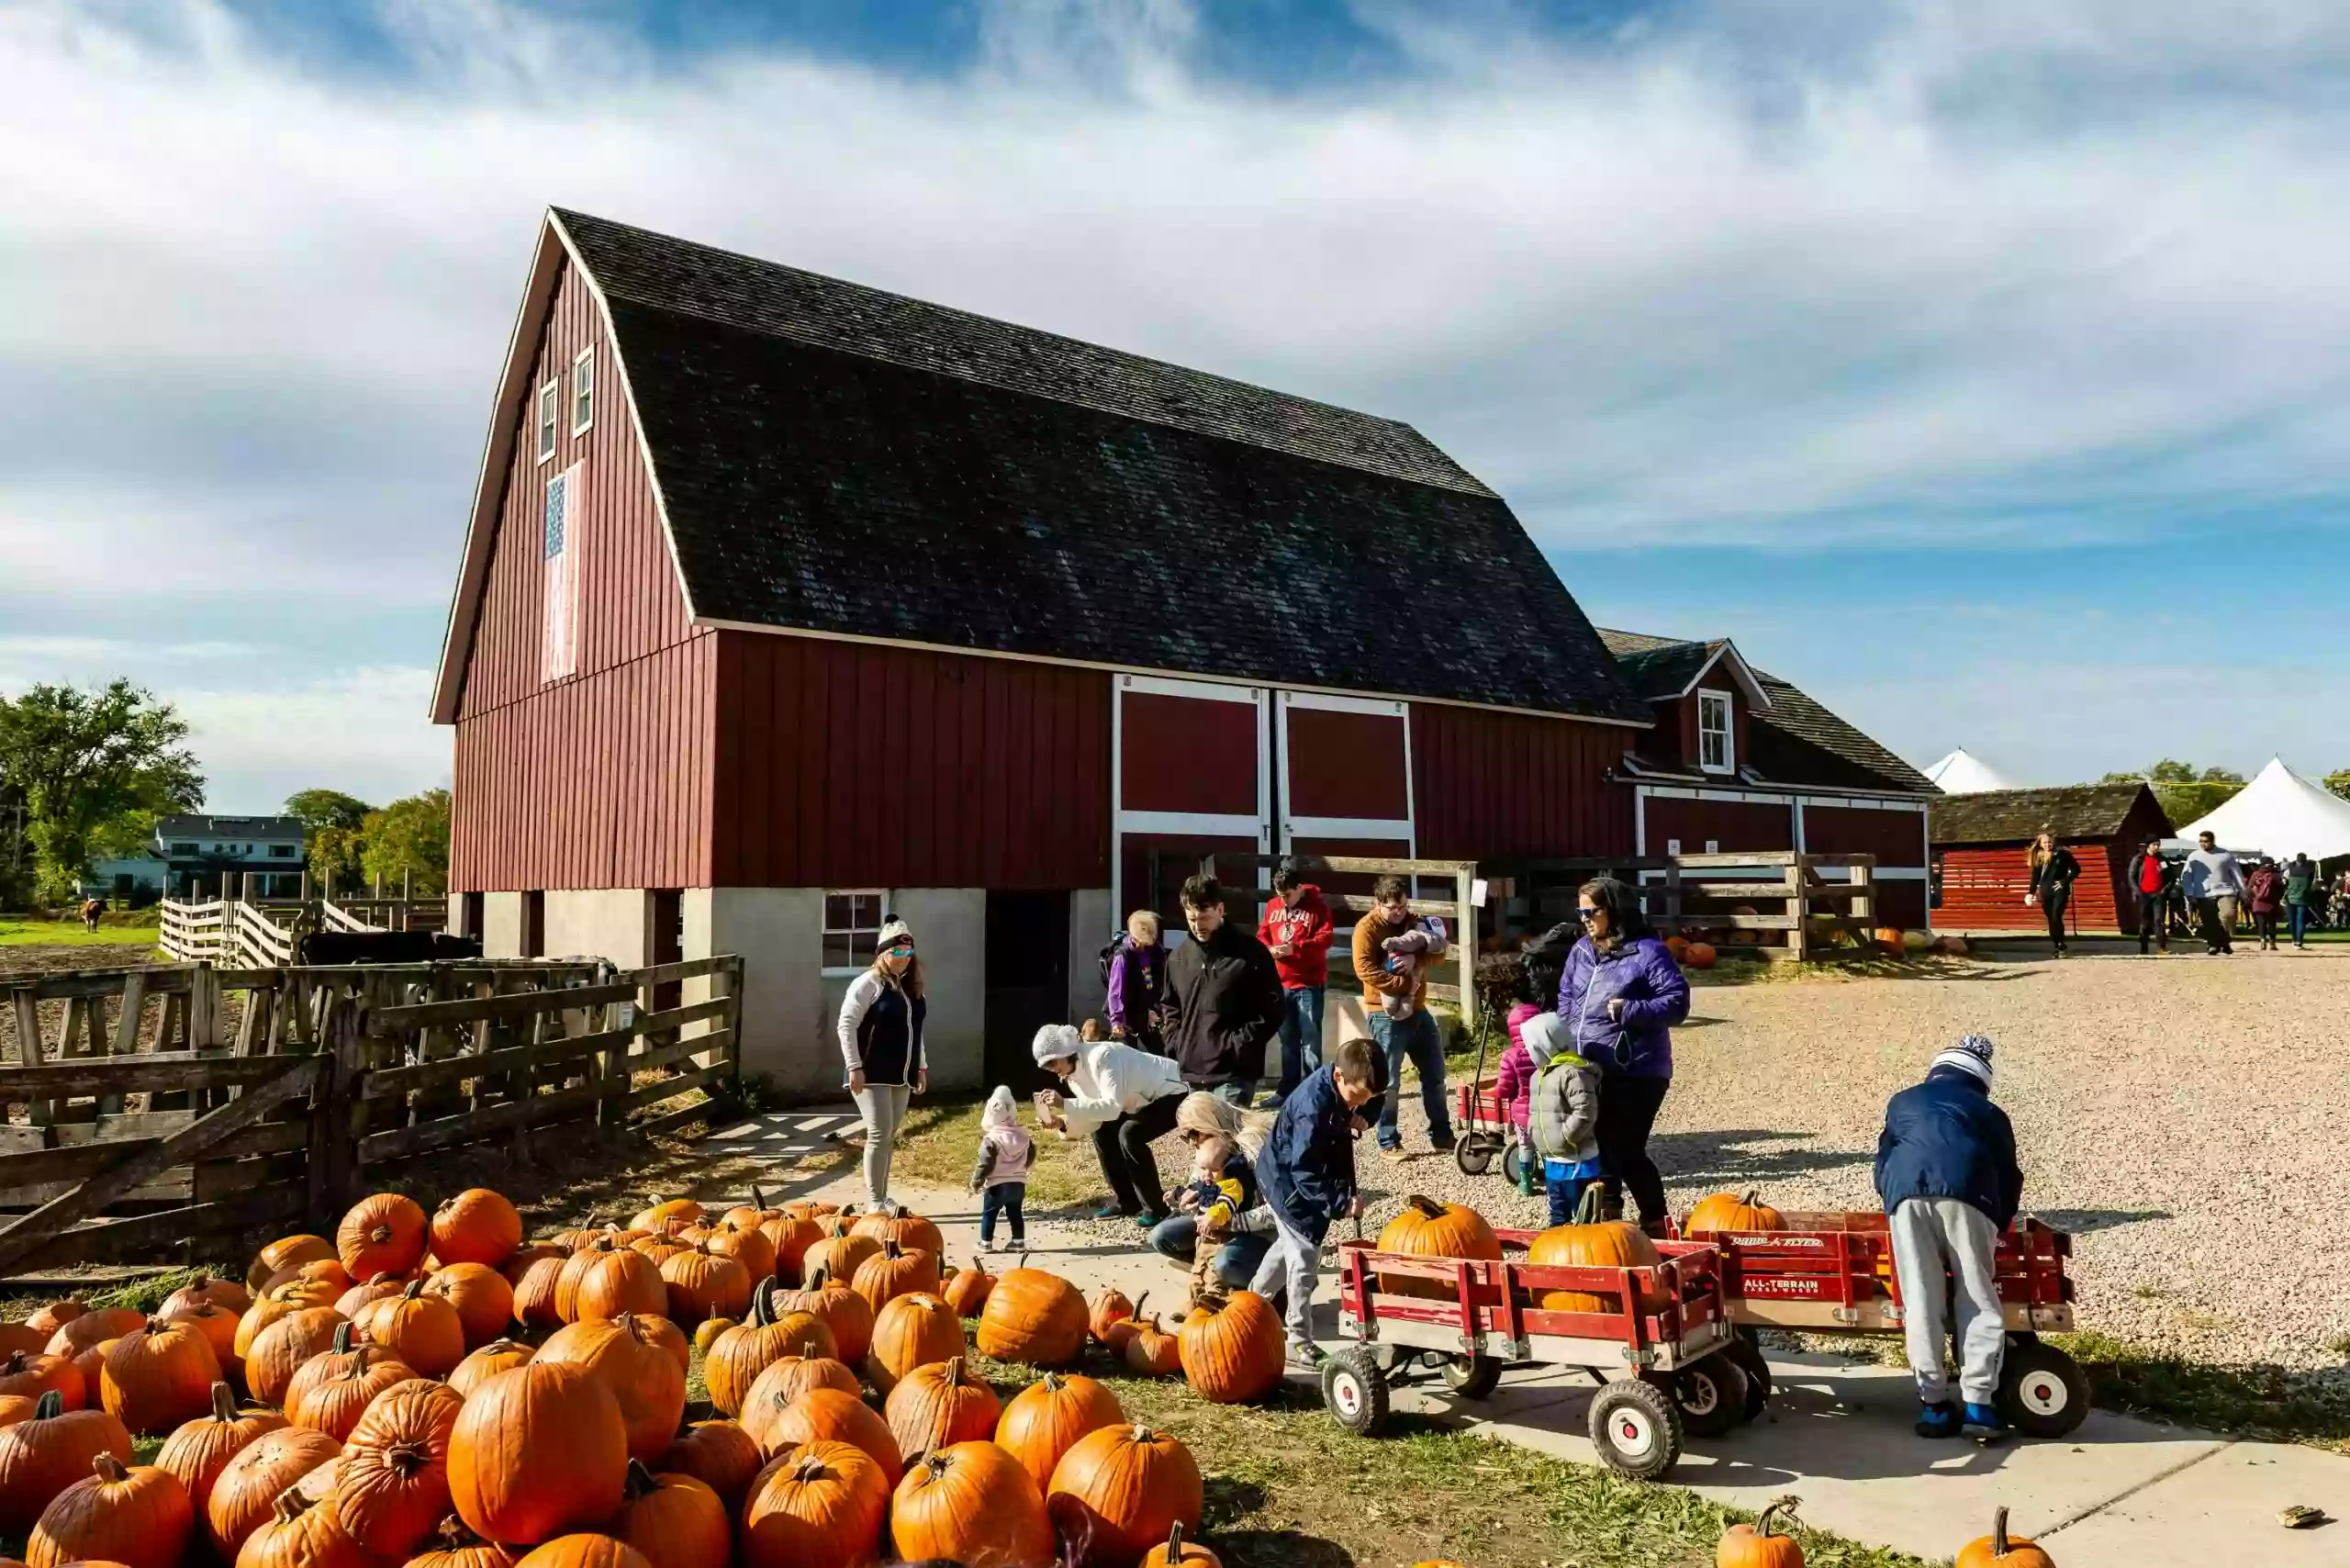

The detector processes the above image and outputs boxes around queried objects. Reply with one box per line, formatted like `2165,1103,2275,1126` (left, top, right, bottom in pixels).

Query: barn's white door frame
1109,673,1271,940
1274,689,1416,853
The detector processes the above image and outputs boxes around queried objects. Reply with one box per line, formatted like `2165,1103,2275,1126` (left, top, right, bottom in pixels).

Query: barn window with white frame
536,379,557,461
1697,689,1733,772
571,349,594,433
822,890,888,972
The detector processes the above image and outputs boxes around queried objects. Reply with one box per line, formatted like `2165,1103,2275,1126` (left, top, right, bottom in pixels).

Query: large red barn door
1277,691,1415,902
1113,675,1270,939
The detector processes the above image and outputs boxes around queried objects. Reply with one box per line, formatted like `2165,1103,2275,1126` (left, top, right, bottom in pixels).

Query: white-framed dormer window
571,349,594,435
535,379,558,463
822,890,889,975
1697,688,1734,774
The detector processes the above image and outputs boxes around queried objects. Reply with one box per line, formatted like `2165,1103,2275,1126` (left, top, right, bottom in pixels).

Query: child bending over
1251,1036,1380,1366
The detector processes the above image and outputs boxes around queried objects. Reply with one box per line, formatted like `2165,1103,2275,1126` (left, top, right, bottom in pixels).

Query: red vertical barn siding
1120,693,1259,814
711,633,1111,890
1933,841,2129,934
1285,709,1408,819
1642,797,1791,855
450,256,714,893
1800,802,1930,929
1409,706,1634,860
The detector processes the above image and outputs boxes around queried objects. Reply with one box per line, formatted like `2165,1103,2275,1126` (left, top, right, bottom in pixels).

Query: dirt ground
0,944,183,1065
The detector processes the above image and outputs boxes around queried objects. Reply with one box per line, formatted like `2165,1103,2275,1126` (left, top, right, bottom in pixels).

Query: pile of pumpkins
0,1186,1283,1568
1661,935,1718,971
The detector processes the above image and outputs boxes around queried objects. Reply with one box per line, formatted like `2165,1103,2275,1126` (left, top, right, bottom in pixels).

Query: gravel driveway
1330,946,2350,1372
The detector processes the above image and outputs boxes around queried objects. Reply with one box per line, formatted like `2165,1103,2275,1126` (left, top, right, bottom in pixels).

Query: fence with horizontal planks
158,868,449,965
0,953,743,1274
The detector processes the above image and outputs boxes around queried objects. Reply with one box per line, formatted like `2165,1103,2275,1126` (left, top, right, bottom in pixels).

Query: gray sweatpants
1888,1197,2006,1406
851,1083,911,1205
1248,1206,1322,1348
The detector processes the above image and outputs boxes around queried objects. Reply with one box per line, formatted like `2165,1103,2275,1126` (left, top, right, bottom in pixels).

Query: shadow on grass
2053,1328,2350,1453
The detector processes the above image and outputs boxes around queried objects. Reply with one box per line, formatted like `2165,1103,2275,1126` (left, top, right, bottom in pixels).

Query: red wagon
1324,1227,1764,1478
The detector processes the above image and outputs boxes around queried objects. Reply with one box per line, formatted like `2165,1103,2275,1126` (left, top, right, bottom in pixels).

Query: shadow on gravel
1651,1128,1872,1183
2032,1207,2173,1234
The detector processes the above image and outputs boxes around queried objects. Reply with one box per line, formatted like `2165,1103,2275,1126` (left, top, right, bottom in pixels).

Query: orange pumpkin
0,1322,50,1360
431,1190,523,1269
0,1391,134,1534
424,1263,517,1350
850,1203,946,1259
740,1439,891,1568
1718,1500,1807,1568
771,1271,874,1365
690,1317,733,1357
162,1272,253,1319
705,1287,840,1416
363,1279,466,1380
1177,1291,1285,1406
24,1299,86,1336
23,1452,192,1568
723,1188,782,1230
0,1350,84,1412
98,1316,221,1435
0,1391,36,1428
248,1237,335,1294
658,1250,752,1327
850,1241,941,1316
232,1297,299,1370
702,1220,778,1285
1954,1508,2056,1568
159,1301,241,1379
447,1338,534,1399
884,1357,1001,1465
235,1487,374,1568
509,1254,568,1331
204,1424,340,1556
151,1382,285,1520
994,1372,1125,1492
573,1241,669,1324
1142,1521,1222,1568
891,1439,1054,1568
334,1377,464,1559
513,1535,655,1568
1046,1424,1203,1568
630,1197,702,1233
340,1193,431,1281
800,1221,882,1289
1087,1287,1137,1346
1682,942,1718,970
405,1514,520,1568
661,1419,764,1513
1685,1190,1786,1238
757,1387,902,1484
760,1214,823,1285
45,1305,144,1361
866,1293,963,1395
1375,1194,1503,1299
447,1362,630,1546
941,1255,996,1318
286,1324,417,1444
532,1315,687,1464
264,1260,354,1310
976,1267,1088,1367
606,1462,730,1568
337,1272,410,1321
1121,1312,1182,1377
1526,1185,1663,1313
738,1348,865,1458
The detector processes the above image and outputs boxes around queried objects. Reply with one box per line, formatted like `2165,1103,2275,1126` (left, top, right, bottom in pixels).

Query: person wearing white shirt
1031,1023,1190,1226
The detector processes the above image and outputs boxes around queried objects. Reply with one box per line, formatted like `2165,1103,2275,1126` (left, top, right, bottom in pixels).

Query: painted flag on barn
542,462,583,681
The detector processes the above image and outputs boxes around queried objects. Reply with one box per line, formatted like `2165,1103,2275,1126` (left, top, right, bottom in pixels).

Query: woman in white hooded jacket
1032,1023,1190,1226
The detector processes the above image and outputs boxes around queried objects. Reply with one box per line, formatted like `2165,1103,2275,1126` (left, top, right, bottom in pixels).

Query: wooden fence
0,955,743,1273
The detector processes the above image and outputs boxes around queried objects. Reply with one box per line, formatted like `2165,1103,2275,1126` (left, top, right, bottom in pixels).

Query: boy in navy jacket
1251,1036,1381,1365
1875,1033,2024,1439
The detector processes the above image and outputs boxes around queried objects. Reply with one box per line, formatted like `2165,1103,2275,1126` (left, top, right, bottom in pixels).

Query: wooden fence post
1785,859,1810,963
307,996,364,1230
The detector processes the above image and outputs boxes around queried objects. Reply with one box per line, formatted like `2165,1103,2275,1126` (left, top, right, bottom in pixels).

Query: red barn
431,209,1663,1093
1928,783,2175,937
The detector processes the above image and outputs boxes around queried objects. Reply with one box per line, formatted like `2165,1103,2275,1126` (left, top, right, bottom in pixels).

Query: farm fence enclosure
0,953,743,1274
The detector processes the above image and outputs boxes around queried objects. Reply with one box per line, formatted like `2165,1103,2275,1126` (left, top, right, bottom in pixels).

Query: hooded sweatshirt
970,1087,1035,1191
1258,884,1337,990
1520,1012,1601,1165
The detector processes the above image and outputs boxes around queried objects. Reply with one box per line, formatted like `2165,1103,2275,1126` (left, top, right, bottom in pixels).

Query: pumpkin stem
34,1389,62,1419
624,1459,658,1497
385,1439,431,1477
1041,1372,1064,1393
404,1278,428,1300
1407,1194,1442,1217
1757,1499,1799,1538
209,1381,237,1422
4,1350,24,1374
1993,1506,2010,1554
1571,1182,1610,1225
945,1357,965,1384
331,1321,356,1353
791,1452,832,1483
1132,1291,1148,1319
271,1486,310,1522
93,1451,129,1482
1742,1190,1763,1205
924,1450,954,1478
1164,1522,1186,1558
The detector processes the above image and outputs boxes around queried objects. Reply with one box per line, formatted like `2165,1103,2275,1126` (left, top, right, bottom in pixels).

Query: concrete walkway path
701,1110,2345,1566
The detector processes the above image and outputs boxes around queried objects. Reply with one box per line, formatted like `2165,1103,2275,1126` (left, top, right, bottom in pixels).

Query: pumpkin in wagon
1526,1184,1662,1313
1375,1195,1502,1300
1046,1423,1203,1568
891,1439,1055,1568
1686,1190,1786,1238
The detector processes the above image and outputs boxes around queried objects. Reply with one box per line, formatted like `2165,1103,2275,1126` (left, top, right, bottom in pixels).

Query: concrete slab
2037,1439,2348,1563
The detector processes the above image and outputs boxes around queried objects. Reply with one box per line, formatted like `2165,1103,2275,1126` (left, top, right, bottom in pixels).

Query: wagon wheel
1321,1345,1390,1437
1454,1134,1496,1176
1587,1379,1684,1479
1725,1333,1773,1423
1997,1338,2090,1438
1501,1142,1528,1187
1669,1355,1751,1439
1439,1353,1504,1401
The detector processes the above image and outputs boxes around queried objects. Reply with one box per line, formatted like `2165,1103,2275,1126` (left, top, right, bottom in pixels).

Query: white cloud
175,666,450,812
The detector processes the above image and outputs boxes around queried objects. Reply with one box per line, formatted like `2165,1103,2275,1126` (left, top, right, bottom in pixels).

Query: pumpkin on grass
995,1372,1124,1491
770,1269,875,1364
658,1249,753,1327
705,1284,840,1415
24,1452,192,1568
976,1265,1088,1366
361,1278,467,1380
0,1350,84,1411
573,1239,669,1323
1955,1507,2056,1568
1718,1500,1805,1568
702,1219,778,1285
338,1272,410,1321
160,1301,241,1378
152,1382,285,1519
100,1315,224,1434
449,1362,629,1545
533,1314,687,1464
606,1462,731,1568
739,1347,865,1456
340,1193,430,1281
162,1272,253,1318
760,1213,823,1285
0,1391,134,1534
892,1440,1054,1568
264,1259,354,1310
334,1377,463,1559
431,1190,523,1269
1526,1184,1663,1313
408,1515,519,1568
866,1293,962,1394
25,1299,85,1335
801,1219,884,1287
249,1237,334,1294
0,1321,49,1359
885,1357,1002,1465
851,1240,942,1315
757,1386,902,1482
1686,1191,1786,1238
233,1488,373,1568
424,1262,518,1351
1682,941,1718,970
1376,1195,1504,1300
691,1317,733,1356
205,1425,341,1556
244,1308,348,1407
1046,1424,1203,1568
1142,1522,1222,1568
45,1305,145,1360
510,1254,569,1331
741,1439,892,1568
941,1255,996,1317
661,1418,764,1512
1087,1286,1136,1347
1177,1291,1284,1406
1121,1311,1182,1377
447,1339,533,1399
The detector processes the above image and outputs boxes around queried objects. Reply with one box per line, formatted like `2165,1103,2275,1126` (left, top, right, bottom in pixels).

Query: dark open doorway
984,891,1069,1097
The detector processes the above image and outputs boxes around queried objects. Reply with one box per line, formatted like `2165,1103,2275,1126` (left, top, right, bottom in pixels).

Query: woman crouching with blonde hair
1145,1092,1277,1290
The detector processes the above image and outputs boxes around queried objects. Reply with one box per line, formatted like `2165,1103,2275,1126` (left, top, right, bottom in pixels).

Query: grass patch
0,920,166,948
885,1097,1105,1213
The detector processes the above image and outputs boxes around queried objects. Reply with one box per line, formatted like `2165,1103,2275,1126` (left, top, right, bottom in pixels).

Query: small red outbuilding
1928,783,2176,936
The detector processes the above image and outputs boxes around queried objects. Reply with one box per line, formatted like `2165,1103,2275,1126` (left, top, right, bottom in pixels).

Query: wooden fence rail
0,954,744,1272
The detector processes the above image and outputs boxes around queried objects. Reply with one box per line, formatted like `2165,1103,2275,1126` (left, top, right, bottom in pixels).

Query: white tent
2174,757,2350,860
1923,748,2020,794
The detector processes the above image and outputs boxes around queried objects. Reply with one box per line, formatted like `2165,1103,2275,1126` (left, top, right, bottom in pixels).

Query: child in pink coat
1491,970,1543,1196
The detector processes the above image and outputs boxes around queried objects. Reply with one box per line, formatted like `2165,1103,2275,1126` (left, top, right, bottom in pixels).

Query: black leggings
1091,1092,1184,1217
2255,911,2279,946
2042,886,2070,948
1595,1073,1672,1226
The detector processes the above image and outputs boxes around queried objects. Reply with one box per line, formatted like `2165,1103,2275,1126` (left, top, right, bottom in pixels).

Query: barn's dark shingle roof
1929,783,2165,845
555,209,1651,724
1610,640,1727,700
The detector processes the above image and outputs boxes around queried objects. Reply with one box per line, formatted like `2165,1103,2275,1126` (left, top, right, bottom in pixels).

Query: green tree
285,788,374,890
0,681,203,902
2326,769,2350,803
2197,765,2244,784
360,789,450,897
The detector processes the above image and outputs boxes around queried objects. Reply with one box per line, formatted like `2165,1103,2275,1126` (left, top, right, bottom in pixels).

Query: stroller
1450,932,1576,1184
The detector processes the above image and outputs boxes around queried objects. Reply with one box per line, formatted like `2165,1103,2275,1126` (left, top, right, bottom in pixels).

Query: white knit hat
1031,1023,1083,1068
876,917,914,951
1930,1033,1995,1086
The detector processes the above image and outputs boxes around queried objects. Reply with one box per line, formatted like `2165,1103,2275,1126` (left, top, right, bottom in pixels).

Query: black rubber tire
1725,1334,1773,1423
1440,1354,1504,1401
1997,1338,2090,1438
1502,1143,1528,1187
1321,1346,1391,1437
1670,1356,1750,1439
1455,1135,1497,1176
1587,1379,1684,1480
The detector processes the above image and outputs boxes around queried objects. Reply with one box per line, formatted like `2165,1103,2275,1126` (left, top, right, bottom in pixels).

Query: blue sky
4,0,2347,811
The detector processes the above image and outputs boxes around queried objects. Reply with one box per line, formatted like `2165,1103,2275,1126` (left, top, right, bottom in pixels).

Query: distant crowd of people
2026,828,2336,956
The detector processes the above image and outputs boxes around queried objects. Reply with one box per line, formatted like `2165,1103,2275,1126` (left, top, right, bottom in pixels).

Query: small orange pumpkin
1954,1507,2056,1568
1717,1500,1807,1568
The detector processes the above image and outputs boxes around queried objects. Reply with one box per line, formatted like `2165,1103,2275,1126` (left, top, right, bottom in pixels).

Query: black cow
297,930,483,966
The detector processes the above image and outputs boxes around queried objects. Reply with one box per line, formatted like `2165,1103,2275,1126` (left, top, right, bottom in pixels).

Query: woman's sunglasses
1577,905,1603,923
885,944,914,958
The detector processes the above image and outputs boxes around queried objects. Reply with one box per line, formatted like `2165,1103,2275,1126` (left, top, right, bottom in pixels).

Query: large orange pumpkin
24,1452,191,1568
1177,1291,1285,1406
658,1250,752,1327
851,1203,946,1258
941,1255,996,1318
513,1535,655,1568
0,1391,33,1428
159,1301,241,1381
741,1439,892,1568
1526,1185,1663,1312
866,1293,963,1394
701,1220,778,1286
263,1258,355,1311
45,1305,144,1361
248,1236,335,1294
364,1279,467,1380
420,1263,516,1351
0,1391,134,1534
285,1323,414,1442
630,1198,702,1234
705,1287,840,1416
1954,1508,2056,1568
447,1362,629,1546
431,1190,523,1269
995,1372,1125,1491
738,1349,865,1457
152,1382,285,1520
509,1254,568,1331
850,1241,942,1316
232,1297,299,1370
1718,1500,1806,1568
338,1272,411,1322
572,1241,668,1324
884,1357,1002,1465
204,1425,340,1556
771,1271,874,1365
1685,1190,1786,1238
0,1350,84,1412
233,1487,374,1568
760,1214,823,1285
606,1462,730,1568
162,1272,253,1319
447,1339,534,1399
800,1221,882,1289
406,1515,519,1568
339,1193,430,1281
661,1419,764,1513
1046,1424,1203,1568
757,1387,902,1483
976,1267,1088,1366
244,1308,348,1407
1376,1194,1504,1300
891,1439,1054,1568
334,1376,463,1559
532,1315,686,1464
0,1322,49,1360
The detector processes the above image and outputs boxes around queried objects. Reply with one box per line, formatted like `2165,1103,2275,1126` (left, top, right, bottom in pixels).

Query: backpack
1098,941,1120,988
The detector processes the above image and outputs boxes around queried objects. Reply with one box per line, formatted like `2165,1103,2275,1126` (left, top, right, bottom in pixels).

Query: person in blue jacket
1251,1036,1381,1367
1555,877,1689,1232
1874,1033,2025,1439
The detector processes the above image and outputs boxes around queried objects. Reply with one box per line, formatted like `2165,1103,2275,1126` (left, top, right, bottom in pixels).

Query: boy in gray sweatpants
1874,1033,2024,1439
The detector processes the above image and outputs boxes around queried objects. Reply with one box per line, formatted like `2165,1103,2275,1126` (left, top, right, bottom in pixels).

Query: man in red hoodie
1259,857,1336,1103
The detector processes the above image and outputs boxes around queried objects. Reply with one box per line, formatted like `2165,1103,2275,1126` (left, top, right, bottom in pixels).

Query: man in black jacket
1164,875,1287,1108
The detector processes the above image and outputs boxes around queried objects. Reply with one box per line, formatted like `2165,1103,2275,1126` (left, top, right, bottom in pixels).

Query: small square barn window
822,890,887,973
571,350,594,434
536,380,557,463
1697,689,1734,774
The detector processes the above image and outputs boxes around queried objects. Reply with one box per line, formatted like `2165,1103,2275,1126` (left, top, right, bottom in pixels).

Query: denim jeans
980,1182,1026,1245
1370,1008,1452,1151
2290,904,2310,944
1275,986,1325,1101
1147,1213,1274,1289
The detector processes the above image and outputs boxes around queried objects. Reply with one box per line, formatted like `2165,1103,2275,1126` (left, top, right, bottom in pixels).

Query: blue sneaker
1136,1211,1168,1230
1093,1204,1130,1221
1914,1401,1961,1439
1962,1403,2008,1439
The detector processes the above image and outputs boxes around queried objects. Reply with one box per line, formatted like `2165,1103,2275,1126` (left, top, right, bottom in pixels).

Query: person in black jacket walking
2027,832,2081,956
1163,875,1287,1109
1875,1033,2023,1440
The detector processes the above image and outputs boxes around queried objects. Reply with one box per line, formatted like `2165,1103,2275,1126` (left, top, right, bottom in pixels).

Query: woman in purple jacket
1556,877,1690,1233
